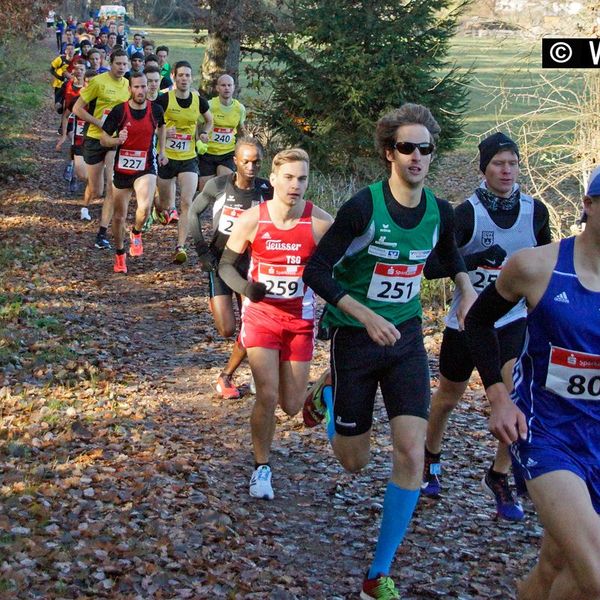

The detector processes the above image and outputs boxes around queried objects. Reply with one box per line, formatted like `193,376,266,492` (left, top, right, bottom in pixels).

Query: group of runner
46,19,600,600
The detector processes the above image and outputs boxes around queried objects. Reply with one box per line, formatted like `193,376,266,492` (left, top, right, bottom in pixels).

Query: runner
73,48,130,247
156,45,171,79
198,74,246,191
50,43,76,109
189,137,273,399
421,132,552,521
155,61,213,263
218,148,332,500
126,32,144,58
99,72,167,274
144,55,172,90
56,62,88,197
126,52,145,80
143,65,161,101
302,104,477,599
464,167,600,600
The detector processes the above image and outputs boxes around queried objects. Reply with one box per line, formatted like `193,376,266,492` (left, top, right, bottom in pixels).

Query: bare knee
393,444,424,480
431,386,462,414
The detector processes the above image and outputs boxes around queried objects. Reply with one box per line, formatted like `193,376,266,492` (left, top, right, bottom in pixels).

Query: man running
198,74,246,191
155,61,213,263
56,62,89,198
421,132,551,521
73,48,129,247
99,72,167,273
302,103,476,599
189,137,273,399
218,148,332,500
464,167,600,600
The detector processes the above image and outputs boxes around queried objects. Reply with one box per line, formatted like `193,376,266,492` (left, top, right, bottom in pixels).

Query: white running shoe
249,465,274,500
80,207,91,221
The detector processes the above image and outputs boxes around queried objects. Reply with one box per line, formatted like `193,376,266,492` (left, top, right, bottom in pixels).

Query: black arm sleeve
428,199,467,280
188,181,217,249
464,282,520,388
303,191,373,305
534,199,552,246
219,248,266,302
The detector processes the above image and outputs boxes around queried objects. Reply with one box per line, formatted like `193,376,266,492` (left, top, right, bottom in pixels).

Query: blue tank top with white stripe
512,236,600,459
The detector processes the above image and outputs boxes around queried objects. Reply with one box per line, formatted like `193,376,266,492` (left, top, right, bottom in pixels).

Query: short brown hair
375,103,441,168
271,148,309,172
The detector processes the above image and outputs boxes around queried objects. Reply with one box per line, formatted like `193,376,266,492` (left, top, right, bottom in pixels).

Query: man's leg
132,174,156,230
278,359,311,417
176,171,199,249
522,471,600,599
210,292,244,399
99,150,116,230
517,532,564,600
111,184,131,273
156,176,175,218
247,347,281,465
366,416,426,580
83,161,104,208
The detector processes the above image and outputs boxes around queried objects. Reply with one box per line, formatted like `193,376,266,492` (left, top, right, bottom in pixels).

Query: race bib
212,127,234,145
167,133,192,153
546,346,600,401
117,149,147,172
471,265,501,291
367,262,423,303
257,263,304,299
218,206,243,235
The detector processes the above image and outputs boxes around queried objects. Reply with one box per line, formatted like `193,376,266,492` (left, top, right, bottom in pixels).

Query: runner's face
217,76,234,100
74,64,86,81
129,76,147,105
144,45,154,56
385,124,433,188
484,150,519,198
111,55,128,78
131,58,143,71
157,50,167,66
175,67,192,92
235,145,261,181
134,35,142,46
270,160,309,207
146,73,160,95
89,53,101,69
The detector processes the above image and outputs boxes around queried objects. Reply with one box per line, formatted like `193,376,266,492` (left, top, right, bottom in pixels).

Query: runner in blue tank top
464,167,600,600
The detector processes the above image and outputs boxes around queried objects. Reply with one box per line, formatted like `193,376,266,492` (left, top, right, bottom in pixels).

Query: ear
269,171,277,187
384,147,394,164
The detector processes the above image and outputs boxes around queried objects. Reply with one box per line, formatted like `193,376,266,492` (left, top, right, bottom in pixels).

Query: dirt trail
0,88,541,599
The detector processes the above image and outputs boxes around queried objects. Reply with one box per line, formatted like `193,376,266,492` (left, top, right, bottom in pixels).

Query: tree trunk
199,0,242,96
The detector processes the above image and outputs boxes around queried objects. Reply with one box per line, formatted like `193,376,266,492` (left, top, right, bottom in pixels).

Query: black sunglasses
393,141,435,156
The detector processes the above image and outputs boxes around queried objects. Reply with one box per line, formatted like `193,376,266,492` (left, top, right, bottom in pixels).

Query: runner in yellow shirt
73,48,130,249
198,74,246,191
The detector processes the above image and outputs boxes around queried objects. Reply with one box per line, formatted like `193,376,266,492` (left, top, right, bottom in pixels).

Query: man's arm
197,108,212,142
99,105,126,148
218,207,266,301
189,178,218,271
73,95,101,127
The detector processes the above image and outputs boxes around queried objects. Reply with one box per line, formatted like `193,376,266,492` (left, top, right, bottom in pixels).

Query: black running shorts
83,138,113,166
330,316,430,436
198,151,235,177
158,157,199,180
439,318,526,383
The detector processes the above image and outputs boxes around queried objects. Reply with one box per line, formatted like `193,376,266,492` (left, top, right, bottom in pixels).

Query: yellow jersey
78,72,130,140
207,97,246,156
163,90,203,161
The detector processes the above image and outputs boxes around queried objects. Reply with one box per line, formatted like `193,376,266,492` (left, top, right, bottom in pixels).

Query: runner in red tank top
219,148,333,500
100,72,168,273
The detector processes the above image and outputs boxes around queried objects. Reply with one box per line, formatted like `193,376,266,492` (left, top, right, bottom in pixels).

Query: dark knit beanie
478,132,520,174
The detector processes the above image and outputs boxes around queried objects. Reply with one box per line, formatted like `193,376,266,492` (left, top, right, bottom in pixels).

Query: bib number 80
566,374,600,397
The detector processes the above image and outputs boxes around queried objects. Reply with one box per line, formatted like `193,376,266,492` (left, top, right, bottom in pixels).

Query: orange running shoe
216,373,240,399
130,231,143,256
114,253,127,273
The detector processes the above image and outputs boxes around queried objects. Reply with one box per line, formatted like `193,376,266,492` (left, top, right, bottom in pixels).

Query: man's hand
473,244,507,268
195,243,218,272
166,126,177,139
55,135,67,151
158,151,168,167
362,311,401,347
454,273,478,331
117,128,128,145
486,383,528,444
243,281,267,303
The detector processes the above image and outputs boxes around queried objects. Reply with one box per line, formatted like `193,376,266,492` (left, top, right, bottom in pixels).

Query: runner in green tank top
302,104,477,600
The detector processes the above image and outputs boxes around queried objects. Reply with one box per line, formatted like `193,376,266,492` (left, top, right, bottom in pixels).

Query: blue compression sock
322,384,335,441
368,482,420,579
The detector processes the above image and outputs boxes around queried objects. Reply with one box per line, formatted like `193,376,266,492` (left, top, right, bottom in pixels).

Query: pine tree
247,0,471,172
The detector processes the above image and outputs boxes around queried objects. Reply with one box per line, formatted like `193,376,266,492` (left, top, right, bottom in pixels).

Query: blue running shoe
482,468,525,521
